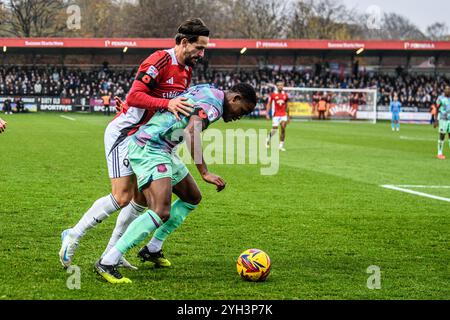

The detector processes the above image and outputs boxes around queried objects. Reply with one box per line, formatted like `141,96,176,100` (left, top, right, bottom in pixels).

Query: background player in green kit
95,83,257,283
436,85,450,160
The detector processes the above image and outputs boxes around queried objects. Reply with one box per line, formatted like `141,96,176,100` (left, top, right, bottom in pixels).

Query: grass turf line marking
60,115,76,121
397,185,450,189
381,185,450,203
400,136,435,142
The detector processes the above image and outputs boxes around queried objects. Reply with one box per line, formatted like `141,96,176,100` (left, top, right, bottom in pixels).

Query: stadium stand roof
1,38,450,51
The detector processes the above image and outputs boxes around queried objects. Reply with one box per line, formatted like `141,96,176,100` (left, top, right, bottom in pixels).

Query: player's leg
437,120,449,159
267,117,280,148
101,178,148,269
438,132,446,159
139,170,201,267
59,131,134,268
279,120,287,151
97,177,172,284
59,175,134,268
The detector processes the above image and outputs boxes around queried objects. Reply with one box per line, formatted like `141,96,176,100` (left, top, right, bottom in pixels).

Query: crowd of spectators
1,64,448,109
0,64,133,100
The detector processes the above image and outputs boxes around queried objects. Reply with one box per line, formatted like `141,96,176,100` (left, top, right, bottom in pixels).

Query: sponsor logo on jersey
166,77,174,85
206,107,220,121
146,66,159,79
162,91,182,99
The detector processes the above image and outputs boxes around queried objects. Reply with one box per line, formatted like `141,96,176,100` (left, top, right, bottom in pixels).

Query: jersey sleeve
192,89,224,129
126,51,172,110
436,97,442,108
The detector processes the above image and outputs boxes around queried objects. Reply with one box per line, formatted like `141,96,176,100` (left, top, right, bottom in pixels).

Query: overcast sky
341,0,450,33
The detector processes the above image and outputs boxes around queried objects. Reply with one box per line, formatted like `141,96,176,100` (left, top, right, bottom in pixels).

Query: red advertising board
1,38,450,51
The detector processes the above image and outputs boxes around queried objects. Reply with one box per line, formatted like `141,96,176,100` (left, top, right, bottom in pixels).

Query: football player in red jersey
60,18,210,269
0,118,6,133
265,81,290,151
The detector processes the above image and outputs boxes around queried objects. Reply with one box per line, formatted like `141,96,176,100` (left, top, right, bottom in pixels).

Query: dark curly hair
230,83,257,109
175,18,210,45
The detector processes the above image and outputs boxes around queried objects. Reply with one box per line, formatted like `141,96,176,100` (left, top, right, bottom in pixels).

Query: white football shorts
272,115,288,127
104,123,134,179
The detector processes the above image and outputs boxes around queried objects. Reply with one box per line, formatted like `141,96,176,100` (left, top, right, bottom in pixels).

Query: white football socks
102,201,146,257
147,237,164,253
70,194,121,240
101,247,123,266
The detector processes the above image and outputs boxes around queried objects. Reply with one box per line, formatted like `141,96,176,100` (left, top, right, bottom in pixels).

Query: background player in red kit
266,81,290,151
59,18,210,269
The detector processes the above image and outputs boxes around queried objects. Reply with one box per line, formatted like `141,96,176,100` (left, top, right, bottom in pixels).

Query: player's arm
435,99,441,127
126,55,192,120
286,95,291,122
265,95,272,120
0,118,6,133
184,113,226,192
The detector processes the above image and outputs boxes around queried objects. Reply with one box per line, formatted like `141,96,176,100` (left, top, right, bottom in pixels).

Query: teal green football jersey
436,95,450,121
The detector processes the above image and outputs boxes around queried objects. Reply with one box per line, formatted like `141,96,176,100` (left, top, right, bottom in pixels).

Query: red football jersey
270,91,289,117
134,48,192,100
111,48,192,135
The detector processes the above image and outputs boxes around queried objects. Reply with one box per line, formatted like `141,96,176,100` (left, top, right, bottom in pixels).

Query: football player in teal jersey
436,85,450,160
95,83,257,283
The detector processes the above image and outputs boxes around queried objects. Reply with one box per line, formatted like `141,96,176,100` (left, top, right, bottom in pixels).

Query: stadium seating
0,65,447,109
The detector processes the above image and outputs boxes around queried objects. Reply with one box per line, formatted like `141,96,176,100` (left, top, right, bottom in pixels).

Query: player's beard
185,55,200,67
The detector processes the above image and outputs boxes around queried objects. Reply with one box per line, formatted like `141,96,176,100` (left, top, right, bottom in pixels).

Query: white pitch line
397,185,450,189
60,115,76,121
381,185,450,203
399,136,435,142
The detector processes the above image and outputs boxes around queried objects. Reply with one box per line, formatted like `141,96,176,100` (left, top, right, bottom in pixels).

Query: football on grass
236,249,271,282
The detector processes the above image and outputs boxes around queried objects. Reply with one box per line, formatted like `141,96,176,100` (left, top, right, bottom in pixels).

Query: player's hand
202,172,226,192
434,121,438,129
168,97,193,121
114,96,127,113
0,118,6,133
265,114,270,120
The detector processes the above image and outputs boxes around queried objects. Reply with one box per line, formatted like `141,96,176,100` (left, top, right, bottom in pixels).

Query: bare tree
286,0,356,39
426,22,449,40
380,12,425,40
0,0,66,37
225,0,288,38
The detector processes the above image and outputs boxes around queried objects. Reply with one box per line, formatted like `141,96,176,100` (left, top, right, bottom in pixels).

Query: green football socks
153,200,197,241
115,210,163,254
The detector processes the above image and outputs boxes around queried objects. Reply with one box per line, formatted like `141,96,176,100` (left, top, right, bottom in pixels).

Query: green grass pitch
0,113,449,300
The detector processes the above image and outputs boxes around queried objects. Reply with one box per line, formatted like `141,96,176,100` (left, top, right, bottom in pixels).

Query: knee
112,192,133,208
154,206,171,222
188,192,202,206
